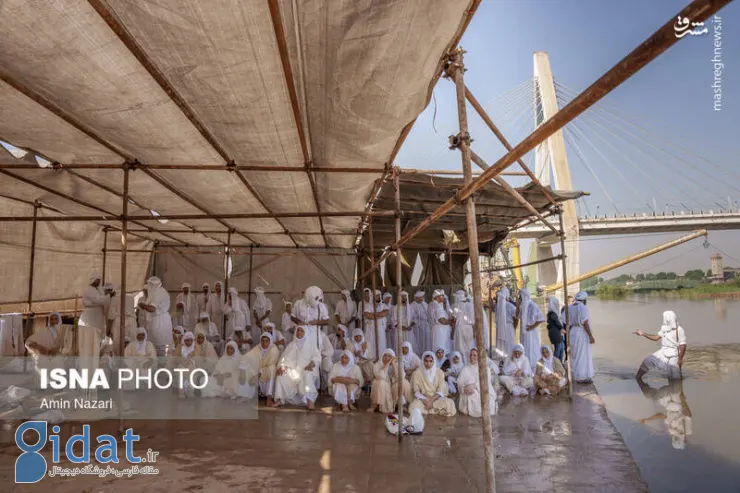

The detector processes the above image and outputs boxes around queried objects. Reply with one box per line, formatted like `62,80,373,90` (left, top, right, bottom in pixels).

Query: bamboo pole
0,210,396,222
558,210,574,398
398,168,526,176
0,163,389,172
360,250,366,334
119,165,129,357
450,48,495,493
101,228,108,285
353,0,730,274
23,202,39,372
369,217,379,361
482,255,563,273
223,230,232,341
394,170,404,442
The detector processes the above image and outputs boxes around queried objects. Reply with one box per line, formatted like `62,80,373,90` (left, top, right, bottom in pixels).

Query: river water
587,294,740,493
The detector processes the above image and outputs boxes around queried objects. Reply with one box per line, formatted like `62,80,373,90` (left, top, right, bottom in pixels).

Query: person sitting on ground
457,348,498,417
328,350,363,412
272,326,321,410
262,321,286,351
401,341,422,381
25,312,64,376
634,310,687,381
445,351,464,395
535,344,568,396
122,327,157,391
194,312,222,353
409,351,457,416
368,348,409,414
172,325,185,350
201,341,240,398
172,331,197,397
500,344,534,397
351,328,374,385
193,332,219,375
434,346,449,371
239,332,280,403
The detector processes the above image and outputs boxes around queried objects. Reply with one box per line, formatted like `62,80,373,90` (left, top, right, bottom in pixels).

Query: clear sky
396,0,739,277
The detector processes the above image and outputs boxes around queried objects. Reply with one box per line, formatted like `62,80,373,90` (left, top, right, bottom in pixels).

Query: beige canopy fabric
0,0,476,304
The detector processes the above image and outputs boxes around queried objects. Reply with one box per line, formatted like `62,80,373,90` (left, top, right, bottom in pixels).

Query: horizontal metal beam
0,210,397,222
0,163,384,172
106,248,355,256
398,168,526,176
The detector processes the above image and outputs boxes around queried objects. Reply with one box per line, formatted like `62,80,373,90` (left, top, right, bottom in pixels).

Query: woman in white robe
567,291,595,383
170,325,184,356
194,312,222,355
196,283,210,317
452,290,476,364
445,351,465,395
329,350,363,411
410,351,457,416
334,289,357,332
494,287,517,358
351,328,374,384
368,348,410,413
172,331,196,397
401,341,422,381
500,344,534,397
272,326,321,409
122,327,158,390
240,333,280,403
138,276,173,356
79,271,110,369
429,290,453,355
329,324,350,360
193,332,219,381
175,283,198,330
201,341,240,398
281,301,296,345
518,288,545,371
207,281,226,332
535,344,568,396
261,321,286,351
457,348,498,417
434,346,448,370
25,312,64,377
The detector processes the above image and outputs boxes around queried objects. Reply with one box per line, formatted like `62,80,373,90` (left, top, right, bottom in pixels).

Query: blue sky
396,0,739,276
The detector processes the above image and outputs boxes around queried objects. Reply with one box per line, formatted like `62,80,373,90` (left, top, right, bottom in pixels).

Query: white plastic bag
407,408,425,434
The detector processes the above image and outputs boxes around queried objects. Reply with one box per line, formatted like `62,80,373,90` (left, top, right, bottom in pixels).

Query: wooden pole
360,250,366,334
23,202,39,371
119,165,129,357
369,217,379,361
558,209,574,398
101,228,108,285
450,47,496,493
223,230,232,341
248,244,254,307
394,170,404,442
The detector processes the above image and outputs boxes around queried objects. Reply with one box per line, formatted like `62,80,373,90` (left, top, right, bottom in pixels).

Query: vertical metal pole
24,202,39,370
102,228,108,285
394,170,404,442
369,217,379,361
223,230,232,341
119,165,129,357
360,250,366,333
558,209,574,398
451,47,496,493
247,244,254,308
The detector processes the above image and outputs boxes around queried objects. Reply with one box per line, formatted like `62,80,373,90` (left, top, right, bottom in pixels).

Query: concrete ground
1,384,648,493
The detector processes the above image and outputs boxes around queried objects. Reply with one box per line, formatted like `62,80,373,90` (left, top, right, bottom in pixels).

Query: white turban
575,291,588,301
147,276,162,289
304,286,322,308
432,289,445,299
89,271,102,283
182,282,191,289
414,290,425,299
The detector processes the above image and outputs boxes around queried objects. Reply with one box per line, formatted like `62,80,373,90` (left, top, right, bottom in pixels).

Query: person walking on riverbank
634,310,687,381
567,291,595,384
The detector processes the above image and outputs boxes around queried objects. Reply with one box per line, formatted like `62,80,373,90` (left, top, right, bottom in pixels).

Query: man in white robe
334,289,357,332
240,332,280,403
518,288,545,371
494,287,517,358
292,286,330,344
360,289,388,360
272,326,321,409
318,329,335,393
105,284,136,354
25,312,64,377
567,291,595,383
251,287,272,336
383,292,396,352
409,291,431,354
137,276,173,357
197,283,210,316
635,310,687,381
224,287,251,343
207,281,226,333
134,284,148,330
396,291,416,350
452,290,476,364
175,283,197,330
78,271,110,380
281,300,296,345
429,290,453,356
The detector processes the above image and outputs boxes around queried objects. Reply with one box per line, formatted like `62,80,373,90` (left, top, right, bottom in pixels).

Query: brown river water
588,294,740,493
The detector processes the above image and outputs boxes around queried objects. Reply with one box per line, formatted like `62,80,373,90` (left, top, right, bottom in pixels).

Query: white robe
201,349,240,398
457,362,497,417
281,311,296,345
328,361,363,405
79,285,109,360
293,300,329,343
207,291,226,332
107,293,136,350
500,354,534,396
409,301,431,354
334,297,357,331
274,338,321,405
495,300,517,358
395,303,417,351
196,292,210,316
361,301,388,360
520,300,545,370
175,292,198,330
25,325,62,374
453,300,476,364
123,339,157,390
224,297,251,341
429,301,452,356
145,286,173,353
567,302,594,381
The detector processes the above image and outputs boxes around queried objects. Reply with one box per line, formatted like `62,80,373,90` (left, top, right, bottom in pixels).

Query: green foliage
596,284,630,298
635,273,645,281
707,269,713,278
666,272,677,280
581,277,604,289
646,273,656,281
684,269,706,281
656,272,667,280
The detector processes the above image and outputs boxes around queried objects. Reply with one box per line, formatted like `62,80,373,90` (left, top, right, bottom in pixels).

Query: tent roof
363,173,584,251
0,0,478,249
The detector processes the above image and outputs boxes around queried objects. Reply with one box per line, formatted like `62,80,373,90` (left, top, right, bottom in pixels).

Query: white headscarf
383,292,392,304
336,349,356,376
182,282,191,290
181,331,195,358
659,310,679,336
575,291,588,301
201,282,210,291
512,343,525,356
259,332,274,356
47,312,62,332
89,270,101,284
449,351,464,374
134,327,148,353
421,351,437,385
547,296,560,314
414,290,425,300
253,287,271,313
540,344,554,374
304,286,322,308
352,328,365,345
337,289,357,322
432,289,445,299
224,340,240,361
434,346,447,368
294,325,307,349
401,341,419,368
336,324,348,338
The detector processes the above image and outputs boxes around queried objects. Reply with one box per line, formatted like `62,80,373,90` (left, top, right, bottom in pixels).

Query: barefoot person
457,348,497,417
500,344,534,397
409,351,457,416
634,310,687,381
567,291,595,384
534,345,568,396
273,325,321,410
368,348,408,414
328,350,363,412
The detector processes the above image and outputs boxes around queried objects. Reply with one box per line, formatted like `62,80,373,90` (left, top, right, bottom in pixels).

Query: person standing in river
566,291,595,383
634,310,687,381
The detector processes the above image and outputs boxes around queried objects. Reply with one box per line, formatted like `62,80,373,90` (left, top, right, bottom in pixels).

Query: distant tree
635,273,645,281
666,272,677,280
656,272,668,280
646,273,657,281
614,274,633,284
684,269,705,281
582,277,600,289
706,269,713,278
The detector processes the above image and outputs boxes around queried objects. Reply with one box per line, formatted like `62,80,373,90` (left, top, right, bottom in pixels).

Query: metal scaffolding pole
248,244,254,307
119,165,129,358
223,230,232,341
394,170,404,442
360,249,366,334
101,228,108,285
23,202,40,372
369,217,379,361
450,47,495,493
558,210,574,398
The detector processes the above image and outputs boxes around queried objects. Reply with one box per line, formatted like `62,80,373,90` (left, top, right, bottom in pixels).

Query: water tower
710,253,724,283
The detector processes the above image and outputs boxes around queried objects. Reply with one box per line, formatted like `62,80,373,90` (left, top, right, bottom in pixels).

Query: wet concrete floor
1,383,647,493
